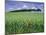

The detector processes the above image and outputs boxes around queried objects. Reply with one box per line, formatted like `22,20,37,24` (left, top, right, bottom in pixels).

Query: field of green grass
5,12,44,34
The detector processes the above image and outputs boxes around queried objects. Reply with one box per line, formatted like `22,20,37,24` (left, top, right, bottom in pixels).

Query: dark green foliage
10,9,41,12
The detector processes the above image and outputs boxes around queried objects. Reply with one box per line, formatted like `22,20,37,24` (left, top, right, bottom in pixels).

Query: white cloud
17,8,22,10
22,5,28,9
9,8,15,11
31,7,37,9
9,8,14,9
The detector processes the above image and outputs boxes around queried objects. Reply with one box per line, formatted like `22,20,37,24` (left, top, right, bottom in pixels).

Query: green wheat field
5,12,44,34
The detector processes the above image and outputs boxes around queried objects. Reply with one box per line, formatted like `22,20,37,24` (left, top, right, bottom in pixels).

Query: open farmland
5,12,44,34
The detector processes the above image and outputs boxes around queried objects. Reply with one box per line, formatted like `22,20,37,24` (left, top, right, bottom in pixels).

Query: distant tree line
10,9,41,12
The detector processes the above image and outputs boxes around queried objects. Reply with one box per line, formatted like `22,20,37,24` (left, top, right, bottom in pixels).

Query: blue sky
5,0,44,12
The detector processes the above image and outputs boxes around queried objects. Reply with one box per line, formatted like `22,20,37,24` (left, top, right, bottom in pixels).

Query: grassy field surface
5,12,44,34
